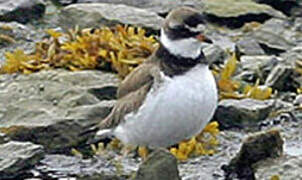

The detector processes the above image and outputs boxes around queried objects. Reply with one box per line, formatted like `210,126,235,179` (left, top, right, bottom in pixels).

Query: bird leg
121,144,136,157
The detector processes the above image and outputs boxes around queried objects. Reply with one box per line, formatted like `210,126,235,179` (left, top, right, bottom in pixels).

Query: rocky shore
0,0,301,179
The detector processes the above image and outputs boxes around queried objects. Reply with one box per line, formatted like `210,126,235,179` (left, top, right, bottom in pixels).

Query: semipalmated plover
84,6,218,148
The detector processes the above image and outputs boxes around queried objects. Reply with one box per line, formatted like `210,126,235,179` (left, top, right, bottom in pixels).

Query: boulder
0,0,46,23
256,155,302,180
222,129,283,179
0,141,44,179
59,3,164,30
214,98,275,129
0,70,118,152
203,0,285,28
134,150,181,180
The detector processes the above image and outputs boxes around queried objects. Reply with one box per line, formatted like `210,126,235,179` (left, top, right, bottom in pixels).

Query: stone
134,150,181,180
59,3,164,30
76,0,205,14
265,64,295,91
50,0,76,6
255,155,302,180
203,0,285,28
0,0,46,23
253,0,300,17
203,44,228,65
0,132,8,144
222,129,283,179
214,98,275,129
0,141,44,179
294,94,302,106
0,70,118,152
236,55,281,82
248,19,302,53
34,154,137,179
0,22,46,66
236,37,265,55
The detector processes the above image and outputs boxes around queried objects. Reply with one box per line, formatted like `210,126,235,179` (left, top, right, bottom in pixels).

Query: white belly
113,64,218,147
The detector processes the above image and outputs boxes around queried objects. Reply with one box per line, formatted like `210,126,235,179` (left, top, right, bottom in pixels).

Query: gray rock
50,0,76,6
203,44,228,65
35,154,138,179
255,155,302,180
237,55,281,82
236,37,265,55
265,64,294,91
59,3,164,30
0,70,118,152
214,98,275,129
248,19,302,53
203,0,285,18
0,132,8,144
0,22,46,65
294,94,302,106
253,0,301,17
202,0,285,28
222,129,283,179
207,32,236,51
0,141,44,179
134,150,181,180
0,0,46,23
76,0,205,14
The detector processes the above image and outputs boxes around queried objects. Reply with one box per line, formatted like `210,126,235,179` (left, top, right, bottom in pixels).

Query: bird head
160,7,211,59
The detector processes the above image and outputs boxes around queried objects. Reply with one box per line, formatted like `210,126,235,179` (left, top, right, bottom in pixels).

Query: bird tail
86,128,114,145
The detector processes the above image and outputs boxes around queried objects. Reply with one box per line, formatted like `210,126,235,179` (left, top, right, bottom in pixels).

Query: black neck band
155,43,207,76
155,43,207,67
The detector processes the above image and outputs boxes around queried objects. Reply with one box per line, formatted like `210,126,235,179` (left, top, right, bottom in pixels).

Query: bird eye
184,14,205,28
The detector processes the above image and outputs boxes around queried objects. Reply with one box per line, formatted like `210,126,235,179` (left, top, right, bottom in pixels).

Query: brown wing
98,82,152,129
97,57,161,129
117,59,159,98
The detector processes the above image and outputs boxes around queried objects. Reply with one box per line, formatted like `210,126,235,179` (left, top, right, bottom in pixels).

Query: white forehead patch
160,28,203,59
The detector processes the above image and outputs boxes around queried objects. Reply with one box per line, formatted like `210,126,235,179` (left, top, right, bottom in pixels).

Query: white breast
113,64,218,147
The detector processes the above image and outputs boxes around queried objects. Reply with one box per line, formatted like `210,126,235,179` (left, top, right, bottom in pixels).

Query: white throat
160,28,203,59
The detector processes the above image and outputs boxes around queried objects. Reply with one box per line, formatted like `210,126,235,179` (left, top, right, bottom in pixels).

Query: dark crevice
259,43,286,55
205,13,272,29
0,5,45,24
255,0,299,16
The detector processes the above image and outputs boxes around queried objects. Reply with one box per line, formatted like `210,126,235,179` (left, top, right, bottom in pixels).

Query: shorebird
83,6,218,149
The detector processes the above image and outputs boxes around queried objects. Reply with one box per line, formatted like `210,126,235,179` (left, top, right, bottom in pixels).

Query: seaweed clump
213,53,273,100
0,25,158,78
170,121,220,161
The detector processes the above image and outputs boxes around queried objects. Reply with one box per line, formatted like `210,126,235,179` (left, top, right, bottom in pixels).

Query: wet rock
59,3,164,30
236,37,265,55
0,0,46,23
0,70,118,152
265,64,295,91
203,0,285,28
0,141,44,179
222,129,283,179
256,155,302,180
214,98,275,129
134,150,180,180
